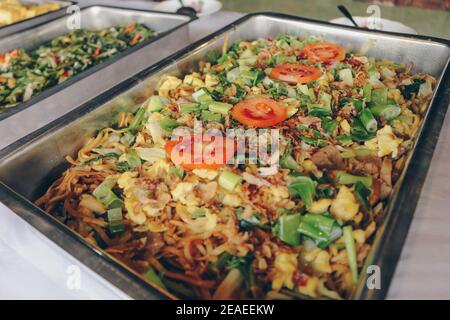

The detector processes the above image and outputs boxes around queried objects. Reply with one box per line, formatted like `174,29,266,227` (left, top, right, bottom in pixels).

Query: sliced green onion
307,103,331,117
107,208,124,234
219,171,242,192
370,104,401,120
277,213,301,246
354,181,371,210
280,154,303,173
371,88,388,105
126,149,141,169
93,177,123,209
109,220,125,234
274,54,297,65
201,110,222,123
363,83,372,102
169,166,185,179
343,226,358,284
208,101,233,115
358,108,377,133
107,207,122,221
339,68,353,87
143,268,167,290
297,219,329,244
128,107,145,133
147,96,168,113
179,102,198,113
159,117,179,131
302,214,335,235
192,88,213,103
288,176,316,206
335,172,372,188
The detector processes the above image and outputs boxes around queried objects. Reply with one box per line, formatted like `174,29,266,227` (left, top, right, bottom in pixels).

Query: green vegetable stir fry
0,23,155,112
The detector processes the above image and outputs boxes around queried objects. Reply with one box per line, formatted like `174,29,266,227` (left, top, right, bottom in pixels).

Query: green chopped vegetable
201,110,222,123
208,101,233,115
358,108,377,133
128,107,146,133
147,96,168,113
371,88,388,105
126,149,141,169
107,208,124,234
401,79,425,99
363,83,372,101
219,171,242,192
370,104,401,120
275,213,301,246
335,171,372,188
280,141,302,173
288,176,316,206
143,268,167,290
297,213,342,248
159,117,179,131
179,102,199,113
343,226,358,284
354,181,371,211
192,88,213,103
93,177,123,209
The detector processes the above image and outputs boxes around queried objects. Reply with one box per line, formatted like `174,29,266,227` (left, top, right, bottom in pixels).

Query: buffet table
0,0,449,300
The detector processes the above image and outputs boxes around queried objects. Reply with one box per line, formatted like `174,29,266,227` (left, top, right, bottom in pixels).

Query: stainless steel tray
0,5,194,121
0,12,448,300
0,0,74,38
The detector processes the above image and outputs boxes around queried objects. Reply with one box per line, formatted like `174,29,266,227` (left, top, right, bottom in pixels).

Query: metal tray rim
0,4,196,122
0,0,76,38
0,12,449,300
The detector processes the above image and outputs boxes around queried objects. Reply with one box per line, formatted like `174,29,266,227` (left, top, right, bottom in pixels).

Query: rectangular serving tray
0,0,74,38
0,12,448,300
0,4,194,121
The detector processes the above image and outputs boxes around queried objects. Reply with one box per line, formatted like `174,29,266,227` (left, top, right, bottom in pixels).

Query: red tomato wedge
269,63,322,84
231,96,287,127
302,42,346,64
165,134,236,171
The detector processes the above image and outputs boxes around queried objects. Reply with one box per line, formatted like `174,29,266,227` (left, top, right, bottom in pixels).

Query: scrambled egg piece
266,185,290,203
118,172,146,225
272,252,298,291
177,203,218,235
302,248,332,273
171,181,199,206
298,275,319,298
222,193,242,207
145,159,171,180
352,229,366,244
158,76,182,97
192,169,219,180
205,73,219,88
340,119,351,135
330,186,359,222
183,72,205,88
307,198,332,214
365,125,402,158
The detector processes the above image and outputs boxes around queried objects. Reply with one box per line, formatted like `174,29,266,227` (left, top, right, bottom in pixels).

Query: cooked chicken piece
311,145,345,170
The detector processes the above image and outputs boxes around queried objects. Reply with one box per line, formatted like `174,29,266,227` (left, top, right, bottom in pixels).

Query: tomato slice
165,134,235,171
303,42,346,63
269,63,322,84
231,96,287,127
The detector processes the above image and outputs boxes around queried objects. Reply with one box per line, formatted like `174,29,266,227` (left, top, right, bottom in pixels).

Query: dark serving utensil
338,4,359,27
176,0,197,18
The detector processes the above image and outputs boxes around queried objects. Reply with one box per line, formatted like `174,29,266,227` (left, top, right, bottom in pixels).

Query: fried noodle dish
36,34,436,299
